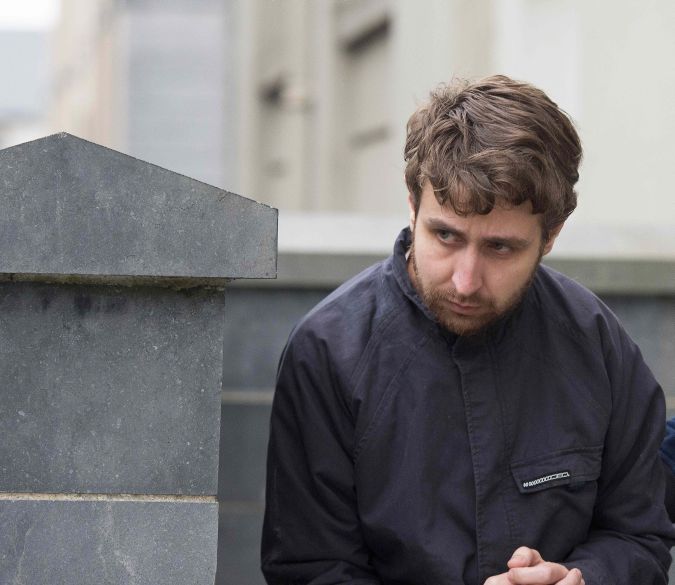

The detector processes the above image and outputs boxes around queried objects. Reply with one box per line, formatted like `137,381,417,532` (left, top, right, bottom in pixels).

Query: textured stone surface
0,499,218,585
602,295,675,411
222,288,328,388
0,281,223,495
0,133,276,281
218,404,271,503
216,505,265,585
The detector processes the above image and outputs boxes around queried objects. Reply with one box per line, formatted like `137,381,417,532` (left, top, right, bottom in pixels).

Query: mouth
447,300,482,315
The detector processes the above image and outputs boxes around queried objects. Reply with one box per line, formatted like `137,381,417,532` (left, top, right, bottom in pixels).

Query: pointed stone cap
0,133,277,285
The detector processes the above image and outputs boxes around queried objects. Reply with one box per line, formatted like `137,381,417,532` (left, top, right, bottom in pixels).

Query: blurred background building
43,0,675,227
51,0,233,187
0,6,53,148
2,0,675,583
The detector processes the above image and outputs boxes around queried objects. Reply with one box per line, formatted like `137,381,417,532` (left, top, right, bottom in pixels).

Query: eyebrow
424,217,533,249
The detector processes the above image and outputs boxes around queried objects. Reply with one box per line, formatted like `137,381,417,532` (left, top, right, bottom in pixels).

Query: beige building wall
51,0,234,188
576,0,675,228
238,0,675,229
50,0,124,148
239,0,405,214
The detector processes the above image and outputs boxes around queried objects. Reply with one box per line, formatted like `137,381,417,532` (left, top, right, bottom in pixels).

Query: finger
507,546,542,568
557,568,584,585
508,562,568,583
483,574,513,585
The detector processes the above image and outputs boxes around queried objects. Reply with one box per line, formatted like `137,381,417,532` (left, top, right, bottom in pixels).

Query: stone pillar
0,133,277,584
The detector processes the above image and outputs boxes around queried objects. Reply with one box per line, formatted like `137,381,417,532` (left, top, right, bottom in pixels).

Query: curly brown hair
404,75,582,240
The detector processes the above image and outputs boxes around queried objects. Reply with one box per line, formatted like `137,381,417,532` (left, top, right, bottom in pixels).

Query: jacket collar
390,227,459,344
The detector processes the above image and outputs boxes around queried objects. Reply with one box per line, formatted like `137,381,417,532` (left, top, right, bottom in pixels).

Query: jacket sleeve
659,418,675,521
261,328,381,585
561,323,675,584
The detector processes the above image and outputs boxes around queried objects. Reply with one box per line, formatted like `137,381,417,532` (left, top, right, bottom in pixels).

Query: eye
436,229,459,244
488,241,513,255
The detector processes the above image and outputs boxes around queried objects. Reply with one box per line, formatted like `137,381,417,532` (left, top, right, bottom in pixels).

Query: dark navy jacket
262,229,674,585
660,418,675,520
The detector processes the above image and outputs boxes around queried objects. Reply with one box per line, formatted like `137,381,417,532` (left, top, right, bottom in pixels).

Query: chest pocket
508,446,603,558
511,445,603,494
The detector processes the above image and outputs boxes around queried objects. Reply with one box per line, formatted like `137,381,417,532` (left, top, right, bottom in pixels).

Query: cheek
416,236,454,273
490,262,537,295
419,253,455,286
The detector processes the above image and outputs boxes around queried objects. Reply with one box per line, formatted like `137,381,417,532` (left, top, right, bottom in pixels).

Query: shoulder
522,267,663,438
532,264,606,317
280,259,401,378
290,259,392,342
530,264,623,340
528,265,643,369
280,254,432,399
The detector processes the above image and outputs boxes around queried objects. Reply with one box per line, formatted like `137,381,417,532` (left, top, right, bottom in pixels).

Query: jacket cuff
560,559,611,585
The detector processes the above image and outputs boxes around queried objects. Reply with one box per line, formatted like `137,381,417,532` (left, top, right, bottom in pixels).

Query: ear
542,222,565,256
407,193,416,231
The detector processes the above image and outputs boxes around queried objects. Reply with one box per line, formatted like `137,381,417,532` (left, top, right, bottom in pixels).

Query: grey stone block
601,295,675,397
0,499,217,585
218,404,271,503
222,288,328,388
216,505,265,585
0,281,223,495
0,133,277,282
545,258,675,295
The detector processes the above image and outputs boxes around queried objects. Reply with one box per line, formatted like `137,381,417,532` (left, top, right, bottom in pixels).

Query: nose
451,249,483,298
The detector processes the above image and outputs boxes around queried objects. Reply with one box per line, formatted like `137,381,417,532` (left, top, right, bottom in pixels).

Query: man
262,75,674,584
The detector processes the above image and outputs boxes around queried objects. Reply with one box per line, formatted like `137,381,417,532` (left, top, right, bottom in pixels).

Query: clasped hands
484,547,584,585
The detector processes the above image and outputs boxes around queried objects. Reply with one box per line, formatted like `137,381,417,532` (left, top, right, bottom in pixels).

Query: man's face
408,182,560,336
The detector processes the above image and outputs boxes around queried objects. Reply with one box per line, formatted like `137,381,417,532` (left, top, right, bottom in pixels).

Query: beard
408,238,540,337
